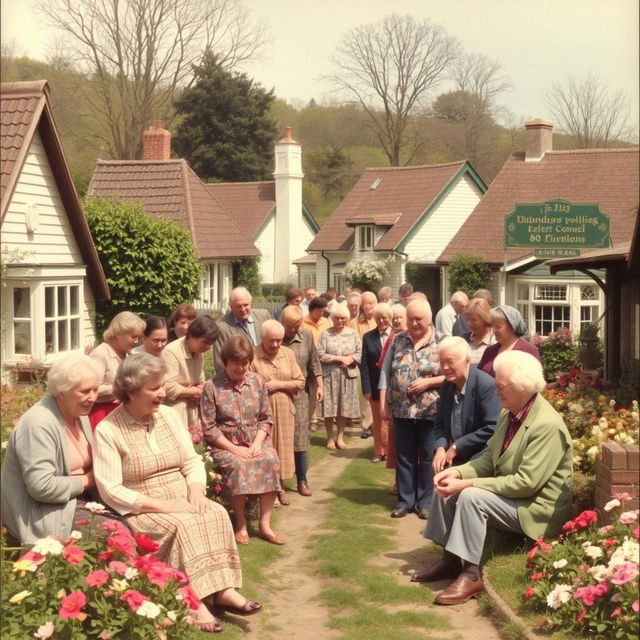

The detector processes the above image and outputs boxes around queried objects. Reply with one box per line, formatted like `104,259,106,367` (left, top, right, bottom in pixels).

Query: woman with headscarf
477,305,540,378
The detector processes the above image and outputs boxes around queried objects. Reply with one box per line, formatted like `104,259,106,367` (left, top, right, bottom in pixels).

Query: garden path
243,429,502,640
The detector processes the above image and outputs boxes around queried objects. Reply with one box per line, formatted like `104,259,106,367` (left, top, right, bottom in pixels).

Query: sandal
219,599,262,616
194,618,223,633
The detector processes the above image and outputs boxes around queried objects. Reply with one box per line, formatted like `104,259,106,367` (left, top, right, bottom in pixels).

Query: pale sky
2,0,639,134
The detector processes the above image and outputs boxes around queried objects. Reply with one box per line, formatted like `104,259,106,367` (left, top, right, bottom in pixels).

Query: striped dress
93,404,241,598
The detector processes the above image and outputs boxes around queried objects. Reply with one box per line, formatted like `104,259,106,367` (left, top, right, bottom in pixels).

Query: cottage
1,80,109,378
307,161,487,312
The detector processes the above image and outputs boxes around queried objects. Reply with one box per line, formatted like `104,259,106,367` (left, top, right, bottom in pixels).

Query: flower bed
1,508,201,639
522,495,639,638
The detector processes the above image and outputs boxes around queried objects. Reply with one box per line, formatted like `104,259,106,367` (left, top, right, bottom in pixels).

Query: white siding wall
403,174,483,263
255,213,275,282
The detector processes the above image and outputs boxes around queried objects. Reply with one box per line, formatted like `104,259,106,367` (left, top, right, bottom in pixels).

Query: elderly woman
416,351,572,605
94,354,258,633
202,336,283,546
161,315,219,429
360,303,393,462
89,311,145,428
477,305,540,378
133,315,168,357
379,299,444,520
281,305,323,496
317,303,362,450
0,354,120,544
167,302,198,343
462,298,496,366
250,319,305,506
378,286,394,304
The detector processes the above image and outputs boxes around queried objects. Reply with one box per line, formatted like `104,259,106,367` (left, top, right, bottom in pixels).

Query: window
13,287,32,354
333,273,345,295
357,226,374,251
300,271,316,289
44,284,80,354
201,262,230,307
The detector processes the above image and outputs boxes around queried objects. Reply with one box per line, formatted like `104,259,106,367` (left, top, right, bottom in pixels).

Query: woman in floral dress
202,335,284,546
317,303,362,450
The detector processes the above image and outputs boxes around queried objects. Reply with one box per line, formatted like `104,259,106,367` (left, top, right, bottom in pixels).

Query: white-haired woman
317,303,362,449
89,311,145,428
0,354,122,544
94,354,260,633
418,351,572,605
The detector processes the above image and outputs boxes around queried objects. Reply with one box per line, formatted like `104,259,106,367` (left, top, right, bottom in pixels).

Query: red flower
574,510,598,528
173,570,189,584
107,532,136,559
98,551,114,563
134,534,159,553
59,590,87,620
602,538,618,547
524,587,535,600
179,585,201,611
576,609,587,624
74,519,90,526
534,537,552,552
85,570,110,588
121,589,149,612
633,526,640,540
102,520,129,534
531,572,544,581
145,562,175,588
63,544,85,565
108,560,129,576
526,546,538,560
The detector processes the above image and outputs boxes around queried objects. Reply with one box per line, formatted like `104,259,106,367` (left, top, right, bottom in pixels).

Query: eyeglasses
149,338,168,345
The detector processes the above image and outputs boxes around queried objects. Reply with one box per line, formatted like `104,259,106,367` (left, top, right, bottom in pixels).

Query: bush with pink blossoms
523,494,639,639
1,511,200,639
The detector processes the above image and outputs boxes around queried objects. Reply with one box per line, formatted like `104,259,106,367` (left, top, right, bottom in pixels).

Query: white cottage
307,161,487,314
1,80,109,377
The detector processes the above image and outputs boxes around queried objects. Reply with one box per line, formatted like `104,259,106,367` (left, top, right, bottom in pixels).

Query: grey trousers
424,487,524,565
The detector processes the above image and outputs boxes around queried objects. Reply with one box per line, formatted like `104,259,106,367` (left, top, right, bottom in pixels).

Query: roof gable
0,80,109,300
439,148,640,264
308,161,484,252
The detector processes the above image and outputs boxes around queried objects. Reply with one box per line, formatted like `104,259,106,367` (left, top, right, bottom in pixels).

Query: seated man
431,337,501,475
415,350,572,605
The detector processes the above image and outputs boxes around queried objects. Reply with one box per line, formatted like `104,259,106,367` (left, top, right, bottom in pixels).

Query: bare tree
329,14,460,166
38,0,266,159
546,75,634,148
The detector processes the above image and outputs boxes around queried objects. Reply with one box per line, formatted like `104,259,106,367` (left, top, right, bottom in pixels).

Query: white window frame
200,261,231,308
357,225,374,251
333,272,345,295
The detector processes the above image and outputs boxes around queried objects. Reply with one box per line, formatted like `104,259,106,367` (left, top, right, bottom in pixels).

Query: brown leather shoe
435,575,485,605
297,480,312,496
410,558,460,583
278,491,291,506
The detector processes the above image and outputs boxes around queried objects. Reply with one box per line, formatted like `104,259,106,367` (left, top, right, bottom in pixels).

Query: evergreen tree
173,53,278,181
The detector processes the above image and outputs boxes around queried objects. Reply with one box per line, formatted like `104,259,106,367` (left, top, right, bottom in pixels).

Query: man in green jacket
412,350,572,605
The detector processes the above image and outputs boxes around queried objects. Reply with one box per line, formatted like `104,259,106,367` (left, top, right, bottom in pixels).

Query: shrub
532,327,580,380
345,256,394,291
447,254,492,296
1,383,45,465
522,496,639,639
85,197,202,335
233,256,262,296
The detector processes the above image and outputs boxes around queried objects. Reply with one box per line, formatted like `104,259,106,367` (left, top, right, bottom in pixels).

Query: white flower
553,558,568,569
109,579,129,592
124,567,139,580
608,538,640,568
605,499,621,512
33,621,54,639
167,611,177,622
588,565,609,581
591,425,602,437
70,530,82,540
598,417,609,429
1,441,7,450
136,600,161,619
546,584,572,609
586,445,599,461
85,502,107,513
585,545,603,559
582,541,592,549
9,589,32,604
32,537,64,556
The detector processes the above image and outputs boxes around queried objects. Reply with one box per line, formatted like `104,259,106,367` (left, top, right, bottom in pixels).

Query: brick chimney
524,118,553,163
142,121,171,161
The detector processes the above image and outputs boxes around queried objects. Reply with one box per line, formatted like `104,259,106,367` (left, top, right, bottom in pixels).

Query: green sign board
504,200,610,249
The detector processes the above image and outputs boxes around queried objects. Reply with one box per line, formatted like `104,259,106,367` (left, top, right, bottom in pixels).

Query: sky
2,0,639,133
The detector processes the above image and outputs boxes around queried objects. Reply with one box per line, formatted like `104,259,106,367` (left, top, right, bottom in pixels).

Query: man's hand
432,447,447,473
444,445,458,467
433,467,471,498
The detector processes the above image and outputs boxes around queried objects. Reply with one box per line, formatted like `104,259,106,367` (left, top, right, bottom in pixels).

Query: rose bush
1,509,200,639
523,495,639,639
532,327,580,381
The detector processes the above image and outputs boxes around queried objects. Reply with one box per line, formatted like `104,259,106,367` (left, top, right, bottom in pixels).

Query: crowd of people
2,280,575,627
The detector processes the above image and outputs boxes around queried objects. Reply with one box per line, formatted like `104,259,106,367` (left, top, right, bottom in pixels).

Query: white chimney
273,127,304,282
524,118,553,162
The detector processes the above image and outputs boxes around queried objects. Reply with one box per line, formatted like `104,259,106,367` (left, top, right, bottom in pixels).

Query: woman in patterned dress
202,336,284,546
317,303,362,450
94,354,260,634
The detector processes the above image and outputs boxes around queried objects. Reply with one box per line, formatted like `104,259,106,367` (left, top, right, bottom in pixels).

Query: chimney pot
279,126,297,144
142,123,171,161
524,118,553,162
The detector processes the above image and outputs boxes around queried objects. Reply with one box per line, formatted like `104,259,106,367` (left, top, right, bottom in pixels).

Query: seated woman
133,315,169,357
1,354,119,545
461,298,496,366
167,302,197,343
201,336,283,546
89,311,146,429
416,351,572,605
94,354,260,633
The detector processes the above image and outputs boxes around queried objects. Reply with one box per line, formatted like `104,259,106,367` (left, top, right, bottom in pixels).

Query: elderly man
431,337,500,474
398,283,413,306
435,291,469,337
300,286,317,316
214,287,271,372
415,351,572,605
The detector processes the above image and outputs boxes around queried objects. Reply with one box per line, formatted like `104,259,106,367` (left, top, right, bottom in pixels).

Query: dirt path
244,429,503,640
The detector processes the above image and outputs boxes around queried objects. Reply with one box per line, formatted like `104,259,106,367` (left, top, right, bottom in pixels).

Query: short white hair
373,302,392,319
330,303,350,320
451,291,469,305
47,354,101,395
103,311,145,342
361,291,377,304
347,292,362,303
406,298,432,320
114,353,166,403
391,303,406,317
261,319,284,338
494,351,545,394
438,336,471,360
230,286,252,303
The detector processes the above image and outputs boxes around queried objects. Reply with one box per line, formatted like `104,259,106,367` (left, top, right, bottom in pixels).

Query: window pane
58,319,68,351
534,285,567,301
45,286,55,317
13,287,30,317
71,318,80,349
14,322,31,354
581,286,597,301
517,285,529,301
534,304,570,335
70,286,79,315
58,287,67,315
45,321,55,354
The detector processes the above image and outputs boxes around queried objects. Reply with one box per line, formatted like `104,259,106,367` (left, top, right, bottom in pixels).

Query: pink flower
108,561,129,576
63,544,85,565
634,526,640,540
179,585,201,611
20,550,46,567
610,562,639,585
85,569,110,587
59,590,87,620
576,609,586,624
574,581,609,606
612,607,622,617
102,520,129,534
98,551,113,563
214,484,223,494
134,534,159,553
619,510,639,525
531,572,544,581
74,519,90,526
33,621,55,639
121,589,149,612
602,538,618,547
107,532,136,559
614,492,633,501
632,600,639,613
524,587,535,600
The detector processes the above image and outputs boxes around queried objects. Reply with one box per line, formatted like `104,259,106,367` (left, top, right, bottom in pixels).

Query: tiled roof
308,161,469,252
439,149,640,264
88,160,258,259
205,181,276,239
